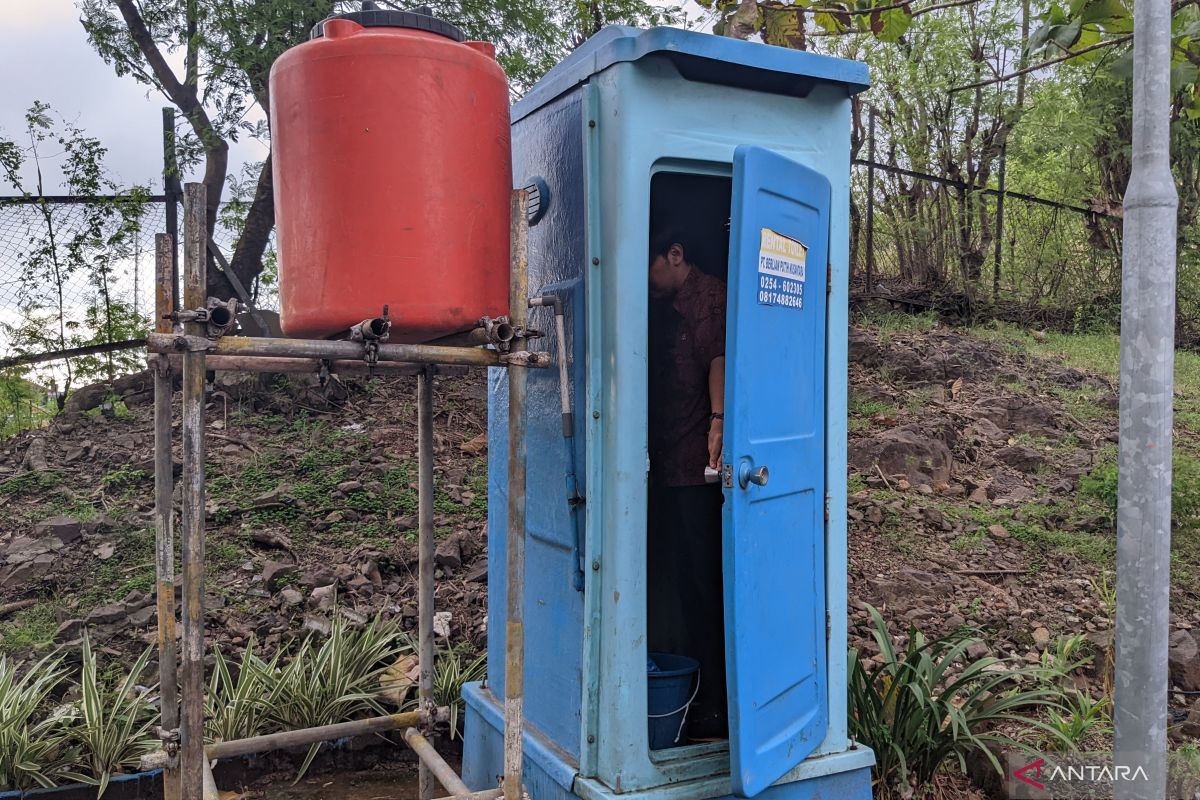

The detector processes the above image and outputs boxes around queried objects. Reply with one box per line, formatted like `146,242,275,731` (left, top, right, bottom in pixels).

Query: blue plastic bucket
647,652,700,749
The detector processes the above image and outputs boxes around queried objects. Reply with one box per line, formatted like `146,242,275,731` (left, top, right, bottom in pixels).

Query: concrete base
463,683,874,800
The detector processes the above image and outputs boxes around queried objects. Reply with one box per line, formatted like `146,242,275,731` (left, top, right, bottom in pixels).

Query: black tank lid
311,2,465,42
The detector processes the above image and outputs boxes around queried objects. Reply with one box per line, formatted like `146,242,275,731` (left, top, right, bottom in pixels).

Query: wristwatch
710,412,724,421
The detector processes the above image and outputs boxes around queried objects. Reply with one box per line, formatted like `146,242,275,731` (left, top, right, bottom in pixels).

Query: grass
0,603,60,653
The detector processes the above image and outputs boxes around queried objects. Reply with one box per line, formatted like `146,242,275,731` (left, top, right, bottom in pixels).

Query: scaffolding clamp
501,351,552,368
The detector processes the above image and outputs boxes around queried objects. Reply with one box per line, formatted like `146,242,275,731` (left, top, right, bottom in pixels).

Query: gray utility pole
1114,0,1178,794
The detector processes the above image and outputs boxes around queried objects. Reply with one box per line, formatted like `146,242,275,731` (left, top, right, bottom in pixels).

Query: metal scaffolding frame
147,184,540,800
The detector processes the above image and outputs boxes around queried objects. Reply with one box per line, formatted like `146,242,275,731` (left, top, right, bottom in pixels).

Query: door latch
722,463,733,488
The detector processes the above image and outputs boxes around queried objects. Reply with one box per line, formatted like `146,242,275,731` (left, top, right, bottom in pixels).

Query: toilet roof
512,25,870,123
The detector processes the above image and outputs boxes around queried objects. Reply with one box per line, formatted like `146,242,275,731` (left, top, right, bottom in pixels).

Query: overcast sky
0,0,710,196
0,0,267,194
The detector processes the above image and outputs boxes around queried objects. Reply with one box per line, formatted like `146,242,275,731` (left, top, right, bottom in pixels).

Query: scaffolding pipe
179,184,208,800
418,366,437,800
1114,0,1178,795
504,190,530,800
434,790,503,800
205,711,426,760
158,354,443,377
405,728,474,798
201,759,219,800
152,234,180,800
145,333,551,369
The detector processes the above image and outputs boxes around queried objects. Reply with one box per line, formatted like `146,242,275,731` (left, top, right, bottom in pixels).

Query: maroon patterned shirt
648,268,727,487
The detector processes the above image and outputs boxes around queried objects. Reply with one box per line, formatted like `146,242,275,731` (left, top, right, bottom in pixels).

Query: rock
460,432,488,455
334,564,356,582
251,530,293,553
262,561,298,593
968,486,989,503
33,516,83,545
988,524,1010,539
1169,629,1200,691
303,615,332,636
434,538,462,570
464,559,488,583
433,611,452,638
361,559,383,588
112,370,151,397
995,445,1045,473
309,585,336,611
300,569,337,590
251,485,292,506
965,418,1005,441
0,554,56,587
393,515,418,532
848,426,953,484
337,480,363,494
54,619,84,642
87,602,128,626
82,514,121,535
64,382,110,414
1032,627,1052,648
280,588,304,607
94,542,116,560
347,575,374,595
128,606,156,627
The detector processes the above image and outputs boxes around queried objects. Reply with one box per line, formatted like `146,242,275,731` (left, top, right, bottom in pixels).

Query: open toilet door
722,145,831,798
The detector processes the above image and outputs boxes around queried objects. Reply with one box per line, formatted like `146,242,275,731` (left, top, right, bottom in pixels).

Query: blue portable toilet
463,26,873,800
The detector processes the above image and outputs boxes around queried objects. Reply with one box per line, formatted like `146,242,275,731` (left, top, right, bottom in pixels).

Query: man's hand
708,417,723,470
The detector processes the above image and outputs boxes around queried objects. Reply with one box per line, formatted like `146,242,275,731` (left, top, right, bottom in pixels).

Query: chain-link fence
0,196,275,391
850,159,1128,330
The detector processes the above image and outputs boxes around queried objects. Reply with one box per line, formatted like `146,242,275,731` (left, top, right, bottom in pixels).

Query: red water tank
270,7,512,342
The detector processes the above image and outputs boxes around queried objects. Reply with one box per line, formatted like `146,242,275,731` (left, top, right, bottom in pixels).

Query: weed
1041,692,1111,752
0,602,61,654
849,605,1070,795
0,470,62,496
101,464,147,492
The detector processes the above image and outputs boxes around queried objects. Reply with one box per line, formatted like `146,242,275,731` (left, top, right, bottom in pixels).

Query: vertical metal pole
865,109,876,295
153,234,180,800
163,109,180,313
503,190,529,800
180,183,208,800
1114,0,1178,795
417,366,436,800
993,144,1006,300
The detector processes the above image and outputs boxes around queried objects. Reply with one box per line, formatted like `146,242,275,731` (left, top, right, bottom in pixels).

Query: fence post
163,108,181,314
865,108,876,296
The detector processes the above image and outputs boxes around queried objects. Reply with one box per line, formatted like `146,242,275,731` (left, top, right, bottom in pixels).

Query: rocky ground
2,316,1200,796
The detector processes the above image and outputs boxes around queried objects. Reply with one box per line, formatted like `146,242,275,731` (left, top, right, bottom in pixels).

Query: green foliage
1042,691,1112,752
0,652,82,792
205,640,281,745
1082,451,1200,526
434,643,487,740
849,606,1069,795
259,612,411,779
69,637,158,798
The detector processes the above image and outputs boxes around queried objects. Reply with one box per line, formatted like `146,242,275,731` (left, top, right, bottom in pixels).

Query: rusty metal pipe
503,190,529,800
153,234,180,800
145,333,546,369
417,366,436,800
206,711,426,760
179,184,207,800
404,728,473,797
434,790,504,800
351,315,392,342
159,354,445,377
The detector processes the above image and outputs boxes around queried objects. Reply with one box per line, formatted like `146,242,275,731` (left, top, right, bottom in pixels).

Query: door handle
737,461,769,489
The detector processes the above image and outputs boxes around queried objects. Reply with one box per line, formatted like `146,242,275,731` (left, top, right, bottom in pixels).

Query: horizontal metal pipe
404,728,473,797
434,789,504,800
159,354,436,377
147,333,508,367
206,711,424,760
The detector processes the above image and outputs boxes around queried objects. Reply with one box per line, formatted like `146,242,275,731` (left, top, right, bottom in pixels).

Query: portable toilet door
722,145,831,797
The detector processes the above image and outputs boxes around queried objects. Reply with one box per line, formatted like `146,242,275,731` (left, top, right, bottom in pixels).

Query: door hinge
824,492,830,522
826,264,832,295
826,610,831,641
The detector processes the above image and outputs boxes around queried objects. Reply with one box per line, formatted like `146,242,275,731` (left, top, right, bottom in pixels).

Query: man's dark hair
649,230,689,262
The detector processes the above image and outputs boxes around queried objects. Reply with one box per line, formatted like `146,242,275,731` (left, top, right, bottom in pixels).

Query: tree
0,103,148,397
77,0,672,304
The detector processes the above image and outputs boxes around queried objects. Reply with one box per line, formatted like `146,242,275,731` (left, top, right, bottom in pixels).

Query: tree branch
764,0,980,17
949,32,1131,92
114,0,228,282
